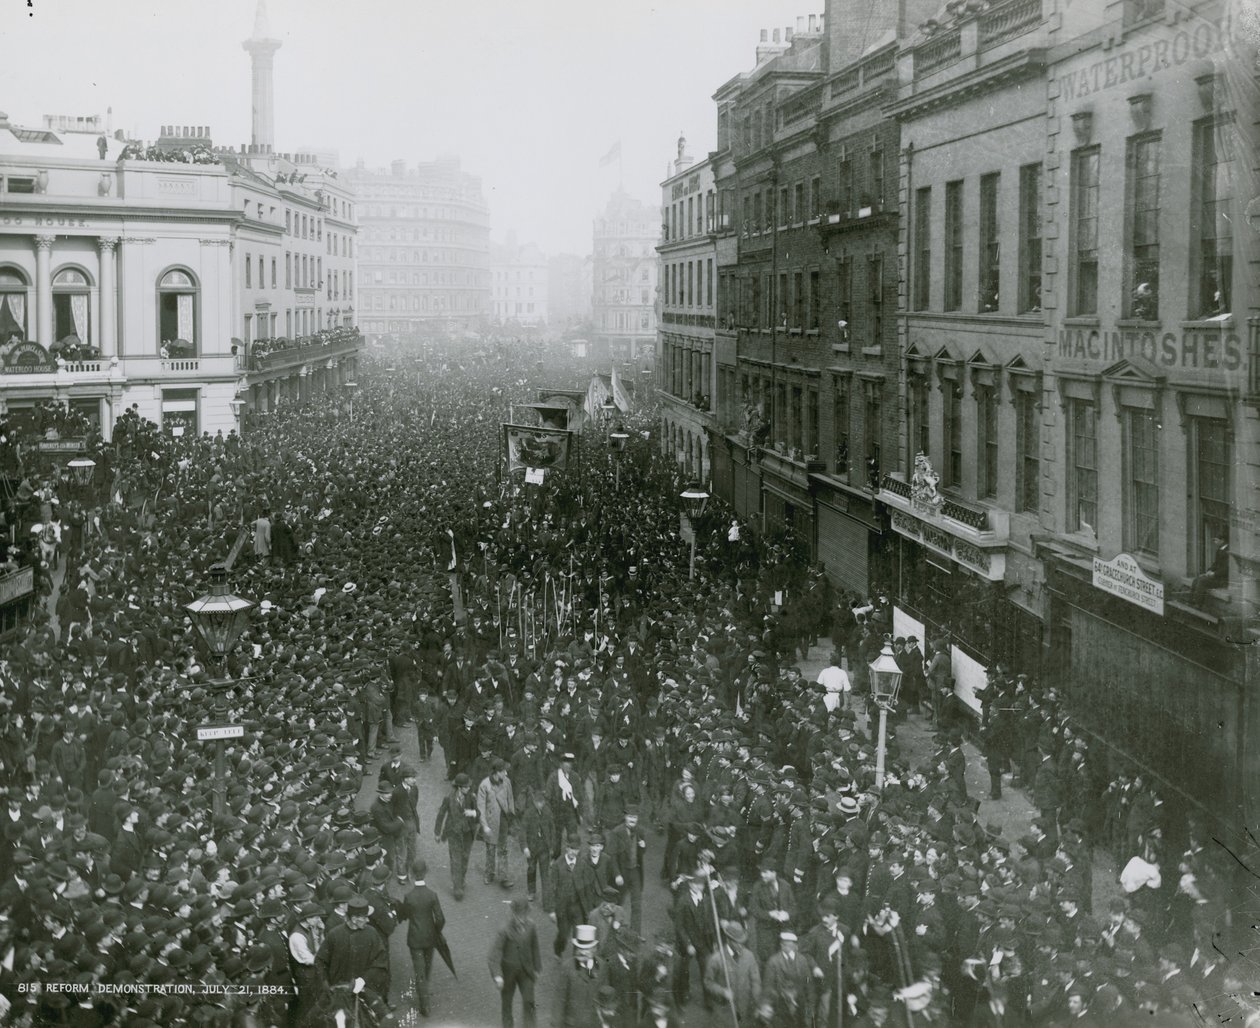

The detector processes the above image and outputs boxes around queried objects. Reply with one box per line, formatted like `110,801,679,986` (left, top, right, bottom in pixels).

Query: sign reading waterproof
503,424,572,472
1092,552,1164,616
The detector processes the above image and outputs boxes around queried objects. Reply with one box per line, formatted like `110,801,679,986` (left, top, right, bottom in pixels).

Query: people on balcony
246,326,362,369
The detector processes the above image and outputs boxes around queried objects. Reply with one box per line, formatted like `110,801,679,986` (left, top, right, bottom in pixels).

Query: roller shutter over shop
818,503,869,595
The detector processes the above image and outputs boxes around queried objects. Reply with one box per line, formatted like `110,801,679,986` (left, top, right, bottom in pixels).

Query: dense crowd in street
0,341,1254,1028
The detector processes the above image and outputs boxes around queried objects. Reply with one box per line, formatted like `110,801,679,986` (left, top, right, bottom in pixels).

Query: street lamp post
344,380,358,423
868,636,905,792
609,424,629,489
680,483,710,581
185,563,255,818
66,457,96,503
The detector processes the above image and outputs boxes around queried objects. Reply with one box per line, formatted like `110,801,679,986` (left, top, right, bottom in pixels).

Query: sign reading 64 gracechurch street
1092,552,1165,617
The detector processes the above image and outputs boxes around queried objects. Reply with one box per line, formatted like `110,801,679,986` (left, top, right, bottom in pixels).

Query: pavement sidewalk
793,637,1119,910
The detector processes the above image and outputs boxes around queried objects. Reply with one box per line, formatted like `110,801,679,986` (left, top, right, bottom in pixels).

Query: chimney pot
773,27,781,42
760,28,768,41
797,15,805,33
809,14,817,31
785,26,793,41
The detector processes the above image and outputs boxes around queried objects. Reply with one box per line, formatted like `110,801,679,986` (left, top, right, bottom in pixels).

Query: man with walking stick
703,920,761,1026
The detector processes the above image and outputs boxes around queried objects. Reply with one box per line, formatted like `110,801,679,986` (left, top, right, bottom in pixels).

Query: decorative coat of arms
910,452,944,516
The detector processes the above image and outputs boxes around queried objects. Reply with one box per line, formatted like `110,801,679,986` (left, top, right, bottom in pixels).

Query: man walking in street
434,772,479,900
478,758,517,888
606,804,646,935
395,858,445,1018
489,896,541,1028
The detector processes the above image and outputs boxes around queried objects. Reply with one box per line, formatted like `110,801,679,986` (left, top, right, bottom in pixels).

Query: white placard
525,467,545,485
1092,552,1164,616
196,724,244,741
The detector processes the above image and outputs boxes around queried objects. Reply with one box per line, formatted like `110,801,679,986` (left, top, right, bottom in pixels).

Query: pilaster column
34,235,54,348
97,237,118,358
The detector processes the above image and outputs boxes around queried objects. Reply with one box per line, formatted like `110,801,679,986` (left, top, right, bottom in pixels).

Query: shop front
1041,542,1251,829
878,464,1025,715
759,449,817,554
812,477,888,598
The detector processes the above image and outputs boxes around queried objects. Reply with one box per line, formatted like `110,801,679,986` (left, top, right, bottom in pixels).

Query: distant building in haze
490,233,548,327
346,157,491,340
592,190,660,369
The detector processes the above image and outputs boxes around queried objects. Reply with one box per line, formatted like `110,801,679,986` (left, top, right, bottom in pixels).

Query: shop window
157,269,198,355
161,388,199,438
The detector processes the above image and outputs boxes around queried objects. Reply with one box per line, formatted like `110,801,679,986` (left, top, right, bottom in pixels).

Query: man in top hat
552,924,602,1028
395,857,445,1017
315,895,389,1013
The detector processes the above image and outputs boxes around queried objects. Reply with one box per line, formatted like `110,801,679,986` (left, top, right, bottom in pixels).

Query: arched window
157,269,198,355
53,268,92,346
0,267,29,343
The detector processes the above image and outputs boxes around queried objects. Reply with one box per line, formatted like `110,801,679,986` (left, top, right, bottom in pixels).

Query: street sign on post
196,724,245,742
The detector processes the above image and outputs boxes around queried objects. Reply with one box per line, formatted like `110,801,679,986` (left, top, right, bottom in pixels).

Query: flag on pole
598,141,621,167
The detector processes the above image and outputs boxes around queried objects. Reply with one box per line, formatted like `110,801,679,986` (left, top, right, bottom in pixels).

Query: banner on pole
503,423,572,472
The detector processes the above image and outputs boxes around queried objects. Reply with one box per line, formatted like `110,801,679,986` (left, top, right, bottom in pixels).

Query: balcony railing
916,30,962,75
881,474,911,499
942,496,990,531
978,0,1041,49
60,361,104,373
161,358,201,373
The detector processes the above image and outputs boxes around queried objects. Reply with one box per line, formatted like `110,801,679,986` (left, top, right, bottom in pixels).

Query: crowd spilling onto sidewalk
0,342,1252,1028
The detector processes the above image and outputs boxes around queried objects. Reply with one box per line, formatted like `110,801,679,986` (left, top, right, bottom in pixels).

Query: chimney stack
760,28,768,41
773,27,781,42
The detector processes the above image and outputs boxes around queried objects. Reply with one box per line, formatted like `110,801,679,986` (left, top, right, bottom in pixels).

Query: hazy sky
1,0,820,254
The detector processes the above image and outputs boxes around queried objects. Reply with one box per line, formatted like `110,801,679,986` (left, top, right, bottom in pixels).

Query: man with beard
315,896,389,1016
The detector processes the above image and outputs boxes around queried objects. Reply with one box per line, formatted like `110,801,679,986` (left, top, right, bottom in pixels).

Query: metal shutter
818,503,869,595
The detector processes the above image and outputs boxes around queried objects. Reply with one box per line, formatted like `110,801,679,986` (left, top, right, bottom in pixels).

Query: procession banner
518,403,570,430
537,390,587,432
503,423,572,473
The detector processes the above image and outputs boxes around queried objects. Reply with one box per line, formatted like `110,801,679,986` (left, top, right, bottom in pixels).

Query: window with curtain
944,180,963,311
1126,134,1161,319
1195,120,1233,318
52,268,91,345
0,269,28,343
833,375,850,475
157,269,198,354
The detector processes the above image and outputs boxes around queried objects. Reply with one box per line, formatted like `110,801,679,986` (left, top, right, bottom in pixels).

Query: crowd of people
245,327,363,368
0,342,1253,1028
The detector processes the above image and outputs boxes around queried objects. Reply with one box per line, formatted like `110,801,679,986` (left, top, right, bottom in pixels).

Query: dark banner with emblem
503,423,572,472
